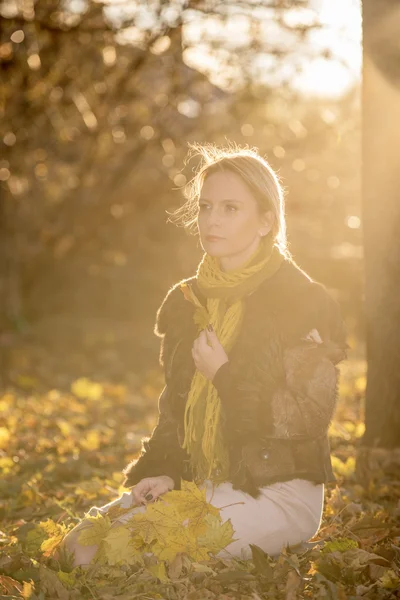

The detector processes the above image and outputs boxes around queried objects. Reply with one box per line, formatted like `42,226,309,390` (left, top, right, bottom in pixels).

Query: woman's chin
203,247,225,258
201,240,227,255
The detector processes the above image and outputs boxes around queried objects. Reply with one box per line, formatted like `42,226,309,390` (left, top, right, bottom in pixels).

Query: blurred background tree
0,0,361,387
356,0,400,481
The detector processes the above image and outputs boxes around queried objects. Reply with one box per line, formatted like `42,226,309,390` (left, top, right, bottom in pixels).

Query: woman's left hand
192,326,229,381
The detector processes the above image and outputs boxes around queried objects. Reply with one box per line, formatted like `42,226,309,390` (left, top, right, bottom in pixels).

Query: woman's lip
206,236,224,240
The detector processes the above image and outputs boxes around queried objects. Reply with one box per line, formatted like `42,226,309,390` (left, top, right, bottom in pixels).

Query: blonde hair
167,140,294,261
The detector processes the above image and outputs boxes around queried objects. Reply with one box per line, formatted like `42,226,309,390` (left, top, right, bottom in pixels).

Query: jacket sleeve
212,288,349,442
267,336,347,440
122,285,187,490
212,360,267,445
268,287,349,440
122,383,186,490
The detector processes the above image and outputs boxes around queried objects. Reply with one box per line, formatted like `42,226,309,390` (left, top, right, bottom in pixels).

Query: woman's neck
218,236,263,273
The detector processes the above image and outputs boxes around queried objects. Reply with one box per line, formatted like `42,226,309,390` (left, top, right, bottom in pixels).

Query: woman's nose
206,209,222,226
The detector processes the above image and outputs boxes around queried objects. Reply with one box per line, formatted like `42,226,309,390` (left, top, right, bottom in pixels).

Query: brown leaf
39,565,70,600
285,569,302,600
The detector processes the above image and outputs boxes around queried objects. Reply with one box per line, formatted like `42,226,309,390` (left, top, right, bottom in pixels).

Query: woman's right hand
131,475,175,506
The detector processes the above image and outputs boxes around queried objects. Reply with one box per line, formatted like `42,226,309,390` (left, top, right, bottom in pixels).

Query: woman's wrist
212,359,230,382
211,360,232,405
160,474,175,489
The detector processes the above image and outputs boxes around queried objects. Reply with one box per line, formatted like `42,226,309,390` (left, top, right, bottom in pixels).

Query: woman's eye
198,204,237,212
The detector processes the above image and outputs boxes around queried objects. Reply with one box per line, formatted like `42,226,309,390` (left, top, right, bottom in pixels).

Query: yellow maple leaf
24,519,67,557
125,480,235,564
77,513,112,546
197,513,236,553
147,507,209,562
147,560,168,583
180,282,203,308
153,535,211,563
102,526,141,566
40,521,69,557
159,481,220,539
127,511,161,545
145,504,197,560
79,479,237,570
91,540,108,565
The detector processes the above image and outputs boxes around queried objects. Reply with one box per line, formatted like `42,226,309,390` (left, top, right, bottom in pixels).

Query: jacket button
260,450,269,460
215,467,221,475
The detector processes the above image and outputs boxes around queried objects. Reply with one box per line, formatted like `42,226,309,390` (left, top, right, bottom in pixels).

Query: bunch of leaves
77,480,236,581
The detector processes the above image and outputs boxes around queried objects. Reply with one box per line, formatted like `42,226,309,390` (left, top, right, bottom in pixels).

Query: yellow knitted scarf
179,235,286,485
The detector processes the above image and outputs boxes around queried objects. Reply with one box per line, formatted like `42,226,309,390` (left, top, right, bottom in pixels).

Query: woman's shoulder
153,274,197,337
251,257,328,309
271,257,341,307
291,263,348,349
255,258,347,347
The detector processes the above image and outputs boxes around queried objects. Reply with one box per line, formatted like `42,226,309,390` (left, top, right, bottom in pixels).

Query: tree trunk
356,0,400,483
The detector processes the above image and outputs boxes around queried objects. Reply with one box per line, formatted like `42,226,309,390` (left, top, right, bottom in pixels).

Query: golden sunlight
184,0,361,98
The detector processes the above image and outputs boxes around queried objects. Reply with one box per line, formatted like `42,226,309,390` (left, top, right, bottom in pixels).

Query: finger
131,489,144,506
197,329,208,340
203,328,216,350
136,479,152,495
147,483,169,502
201,329,217,351
132,487,147,505
197,330,208,347
132,479,152,503
205,325,218,339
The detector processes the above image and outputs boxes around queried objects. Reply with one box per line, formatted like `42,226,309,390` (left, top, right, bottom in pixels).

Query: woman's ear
259,210,275,236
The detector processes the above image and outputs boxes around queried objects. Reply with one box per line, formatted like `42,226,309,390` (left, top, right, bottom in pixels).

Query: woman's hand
131,475,175,506
192,326,229,381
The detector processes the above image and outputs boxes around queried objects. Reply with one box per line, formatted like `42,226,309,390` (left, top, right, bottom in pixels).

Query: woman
61,142,348,567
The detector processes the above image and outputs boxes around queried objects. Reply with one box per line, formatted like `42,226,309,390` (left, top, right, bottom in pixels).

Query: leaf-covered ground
1,352,400,599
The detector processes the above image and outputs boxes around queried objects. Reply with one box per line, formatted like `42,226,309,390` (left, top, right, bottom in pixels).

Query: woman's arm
267,337,347,439
123,284,189,490
122,383,186,490
270,290,349,439
212,290,349,443
213,337,347,442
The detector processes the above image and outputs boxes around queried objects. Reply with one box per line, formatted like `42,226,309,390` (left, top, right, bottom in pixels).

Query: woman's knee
301,517,321,543
61,520,99,568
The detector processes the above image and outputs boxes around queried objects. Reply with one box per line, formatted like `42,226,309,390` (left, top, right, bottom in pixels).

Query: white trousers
62,478,324,566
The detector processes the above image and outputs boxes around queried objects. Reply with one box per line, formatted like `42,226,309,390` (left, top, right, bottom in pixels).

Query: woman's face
197,169,274,272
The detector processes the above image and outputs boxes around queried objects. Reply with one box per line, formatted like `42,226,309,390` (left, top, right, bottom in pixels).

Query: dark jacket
122,257,349,499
